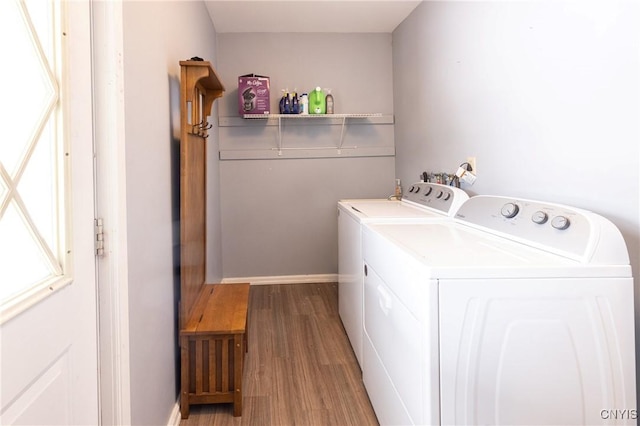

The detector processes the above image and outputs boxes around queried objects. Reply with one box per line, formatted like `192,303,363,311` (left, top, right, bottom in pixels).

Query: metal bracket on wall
218,114,395,160
245,113,385,155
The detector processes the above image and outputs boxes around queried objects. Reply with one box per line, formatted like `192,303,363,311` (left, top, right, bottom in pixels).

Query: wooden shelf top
179,60,225,92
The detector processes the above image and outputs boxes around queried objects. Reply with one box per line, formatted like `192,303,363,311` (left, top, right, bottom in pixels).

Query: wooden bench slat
195,340,204,394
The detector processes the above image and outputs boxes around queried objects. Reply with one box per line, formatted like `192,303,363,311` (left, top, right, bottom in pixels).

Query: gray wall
122,2,222,424
216,33,396,279
393,0,640,393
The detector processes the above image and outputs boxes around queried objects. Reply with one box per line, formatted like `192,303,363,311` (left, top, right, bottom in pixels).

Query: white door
0,1,100,424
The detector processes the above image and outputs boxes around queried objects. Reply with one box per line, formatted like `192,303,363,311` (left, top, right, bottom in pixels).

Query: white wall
393,0,640,394
121,2,222,424
216,33,396,279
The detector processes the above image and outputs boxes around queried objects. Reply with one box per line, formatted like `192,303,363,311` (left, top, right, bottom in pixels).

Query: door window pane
0,0,68,312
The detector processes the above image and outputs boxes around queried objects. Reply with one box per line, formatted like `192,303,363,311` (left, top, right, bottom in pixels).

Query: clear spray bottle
395,179,403,199
325,89,334,114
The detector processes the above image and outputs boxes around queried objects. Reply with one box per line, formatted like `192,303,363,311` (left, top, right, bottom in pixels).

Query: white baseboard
167,400,181,426
219,274,338,286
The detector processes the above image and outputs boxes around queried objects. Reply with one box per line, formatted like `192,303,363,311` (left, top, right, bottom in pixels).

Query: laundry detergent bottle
308,87,326,114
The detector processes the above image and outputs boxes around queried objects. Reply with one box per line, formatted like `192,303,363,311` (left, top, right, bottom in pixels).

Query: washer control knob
414,187,420,194
423,187,432,196
551,216,571,230
531,211,548,224
435,190,444,199
443,192,451,201
408,186,415,193
501,203,520,218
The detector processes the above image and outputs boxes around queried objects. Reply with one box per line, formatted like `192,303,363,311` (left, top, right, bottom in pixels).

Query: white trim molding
220,274,338,286
167,400,181,426
91,0,132,424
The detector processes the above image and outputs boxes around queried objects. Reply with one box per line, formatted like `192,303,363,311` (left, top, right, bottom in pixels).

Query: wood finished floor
180,283,379,426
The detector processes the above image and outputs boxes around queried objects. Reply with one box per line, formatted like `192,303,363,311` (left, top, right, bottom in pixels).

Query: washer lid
363,222,631,279
453,195,630,264
339,199,445,220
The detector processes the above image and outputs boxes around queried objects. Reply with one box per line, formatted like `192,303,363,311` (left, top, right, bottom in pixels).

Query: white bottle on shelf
299,93,309,115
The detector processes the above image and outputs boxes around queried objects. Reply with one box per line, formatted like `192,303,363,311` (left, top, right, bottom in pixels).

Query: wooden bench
180,283,250,419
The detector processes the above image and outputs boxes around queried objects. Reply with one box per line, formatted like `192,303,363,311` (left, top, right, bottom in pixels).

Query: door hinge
95,218,105,257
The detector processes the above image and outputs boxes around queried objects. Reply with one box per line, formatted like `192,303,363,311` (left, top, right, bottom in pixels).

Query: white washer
362,195,636,425
338,183,469,367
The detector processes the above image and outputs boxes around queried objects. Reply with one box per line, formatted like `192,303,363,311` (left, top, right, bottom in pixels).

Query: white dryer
338,182,469,367
362,195,636,425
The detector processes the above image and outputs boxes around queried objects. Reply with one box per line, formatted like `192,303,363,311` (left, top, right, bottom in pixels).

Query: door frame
90,1,132,424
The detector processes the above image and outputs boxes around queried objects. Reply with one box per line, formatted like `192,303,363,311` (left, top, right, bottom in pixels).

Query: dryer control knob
443,192,451,201
501,203,520,218
532,211,548,224
409,186,416,193
423,187,432,196
435,190,444,199
551,215,571,230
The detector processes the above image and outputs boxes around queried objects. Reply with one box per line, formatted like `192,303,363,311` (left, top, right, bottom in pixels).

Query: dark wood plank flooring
180,283,379,426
